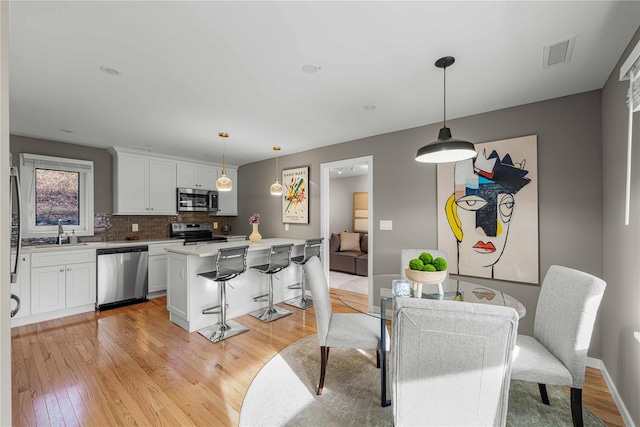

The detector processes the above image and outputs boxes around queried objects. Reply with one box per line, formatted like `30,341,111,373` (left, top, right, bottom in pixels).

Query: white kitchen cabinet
167,253,188,321
148,242,184,293
217,168,238,216
31,265,66,314
177,163,218,190
148,255,167,293
109,148,177,215
10,254,31,320
30,249,97,315
65,262,97,308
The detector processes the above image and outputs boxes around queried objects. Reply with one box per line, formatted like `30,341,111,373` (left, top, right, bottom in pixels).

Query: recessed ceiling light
100,66,122,76
302,64,321,74
363,105,376,110
60,129,74,133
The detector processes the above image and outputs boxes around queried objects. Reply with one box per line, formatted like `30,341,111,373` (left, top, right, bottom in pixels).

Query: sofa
329,231,368,276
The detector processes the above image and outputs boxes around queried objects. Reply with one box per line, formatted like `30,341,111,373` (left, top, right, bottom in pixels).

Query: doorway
320,155,374,311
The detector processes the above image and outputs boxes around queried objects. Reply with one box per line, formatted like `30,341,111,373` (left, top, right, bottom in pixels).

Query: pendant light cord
443,65,447,128
221,137,226,172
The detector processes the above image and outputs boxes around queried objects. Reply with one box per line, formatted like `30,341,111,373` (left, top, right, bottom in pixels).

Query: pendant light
216,132,233,191
270,146,283,196
415,56,476,163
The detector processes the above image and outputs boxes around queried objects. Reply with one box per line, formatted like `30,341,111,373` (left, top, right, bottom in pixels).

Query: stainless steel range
170,223,228,245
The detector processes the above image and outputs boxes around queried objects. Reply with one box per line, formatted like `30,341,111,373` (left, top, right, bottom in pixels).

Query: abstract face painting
437,135,538,284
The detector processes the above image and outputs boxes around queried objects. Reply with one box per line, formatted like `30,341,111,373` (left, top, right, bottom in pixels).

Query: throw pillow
340,231,361,252
330,233,340,252
361,234,368,253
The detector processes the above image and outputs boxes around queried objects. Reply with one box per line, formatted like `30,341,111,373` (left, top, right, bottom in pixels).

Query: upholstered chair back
391,298,518,426
533,265,606,388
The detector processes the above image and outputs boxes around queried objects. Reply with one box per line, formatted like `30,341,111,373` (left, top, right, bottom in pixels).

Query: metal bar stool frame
249,243,294,322
197,245,250,343
285,238,323,309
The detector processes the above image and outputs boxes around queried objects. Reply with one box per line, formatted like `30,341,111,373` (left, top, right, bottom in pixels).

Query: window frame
20,153,94,238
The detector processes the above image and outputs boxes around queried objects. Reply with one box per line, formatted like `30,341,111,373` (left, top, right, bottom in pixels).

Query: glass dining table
334,274,527,407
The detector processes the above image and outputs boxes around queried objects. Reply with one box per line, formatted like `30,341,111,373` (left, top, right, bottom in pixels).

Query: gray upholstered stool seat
249,243,294,322
285,238,323,309
197,245,250,343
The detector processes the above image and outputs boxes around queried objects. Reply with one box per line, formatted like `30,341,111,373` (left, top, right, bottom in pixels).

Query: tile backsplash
20,212,232,246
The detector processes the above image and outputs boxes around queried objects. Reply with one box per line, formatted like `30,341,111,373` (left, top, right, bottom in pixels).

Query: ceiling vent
543,37,576,69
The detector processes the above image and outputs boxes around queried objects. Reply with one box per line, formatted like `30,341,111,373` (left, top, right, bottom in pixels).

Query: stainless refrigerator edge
9,165,22,317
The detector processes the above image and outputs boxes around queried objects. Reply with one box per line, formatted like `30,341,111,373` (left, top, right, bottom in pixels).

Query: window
20,153,94,238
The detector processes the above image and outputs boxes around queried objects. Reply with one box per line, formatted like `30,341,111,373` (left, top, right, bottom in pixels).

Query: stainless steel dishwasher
96,245,149,310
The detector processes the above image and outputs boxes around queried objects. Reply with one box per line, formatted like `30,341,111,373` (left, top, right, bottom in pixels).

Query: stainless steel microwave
177,188,218,214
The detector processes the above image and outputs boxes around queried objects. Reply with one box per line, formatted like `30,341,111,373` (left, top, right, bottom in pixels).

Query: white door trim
320,155,374,310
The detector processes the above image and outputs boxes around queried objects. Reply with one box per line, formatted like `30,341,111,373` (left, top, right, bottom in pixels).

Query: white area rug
329,271,368,294
239,335,606,427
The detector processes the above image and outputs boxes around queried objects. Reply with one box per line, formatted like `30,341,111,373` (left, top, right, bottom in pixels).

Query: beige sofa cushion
339,231,361,252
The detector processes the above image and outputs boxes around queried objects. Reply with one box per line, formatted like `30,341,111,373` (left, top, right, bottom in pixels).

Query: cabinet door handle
60,268,64,272
67,268,71,272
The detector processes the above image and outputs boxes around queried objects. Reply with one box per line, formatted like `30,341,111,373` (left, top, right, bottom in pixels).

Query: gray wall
330,175,367,233
10,135,113,213
602,26,640,425
234,89,604,349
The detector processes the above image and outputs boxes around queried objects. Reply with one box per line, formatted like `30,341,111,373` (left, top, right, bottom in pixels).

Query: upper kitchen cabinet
217,168,238,216
109,147,177,215
176,163,218,190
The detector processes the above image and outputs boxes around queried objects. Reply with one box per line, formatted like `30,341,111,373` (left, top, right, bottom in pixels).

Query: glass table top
335,274,526,320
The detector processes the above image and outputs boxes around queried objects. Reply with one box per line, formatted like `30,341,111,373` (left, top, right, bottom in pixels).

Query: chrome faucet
58,219,64,245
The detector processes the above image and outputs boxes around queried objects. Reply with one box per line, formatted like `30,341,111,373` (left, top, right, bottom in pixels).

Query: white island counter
166,238,306,332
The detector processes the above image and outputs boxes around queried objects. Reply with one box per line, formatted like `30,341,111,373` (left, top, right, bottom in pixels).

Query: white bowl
405,267,446,284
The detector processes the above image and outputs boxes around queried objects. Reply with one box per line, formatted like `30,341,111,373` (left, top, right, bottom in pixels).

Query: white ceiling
8,1,640,167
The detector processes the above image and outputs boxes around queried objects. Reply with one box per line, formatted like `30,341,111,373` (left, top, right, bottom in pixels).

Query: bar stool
249,243,294,322
285,238,323,309
197,245,250,343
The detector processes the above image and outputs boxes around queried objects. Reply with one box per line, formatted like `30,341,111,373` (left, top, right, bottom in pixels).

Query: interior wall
235,89,604,348
10,135,113,213
330,175,367,233
601,25,640,426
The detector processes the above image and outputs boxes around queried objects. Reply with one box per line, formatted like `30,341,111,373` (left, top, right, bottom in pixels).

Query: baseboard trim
587,357,635,427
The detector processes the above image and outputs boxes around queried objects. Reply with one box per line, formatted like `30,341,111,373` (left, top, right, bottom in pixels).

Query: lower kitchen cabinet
31,265,66,314
27,249,97,319
65,262,97,308
148,255,168,293
31,261,96,314
10,254,31,320
148,242,184,293
167,253,188,321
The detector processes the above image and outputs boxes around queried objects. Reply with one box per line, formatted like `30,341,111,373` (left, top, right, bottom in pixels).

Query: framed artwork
436,135,539,284
282,166,309,224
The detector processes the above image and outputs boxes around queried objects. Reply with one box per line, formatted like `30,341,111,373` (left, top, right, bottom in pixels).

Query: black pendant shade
415,56,476,164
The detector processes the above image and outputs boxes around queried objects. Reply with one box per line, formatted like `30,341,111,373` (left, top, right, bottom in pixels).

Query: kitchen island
166,238,306,333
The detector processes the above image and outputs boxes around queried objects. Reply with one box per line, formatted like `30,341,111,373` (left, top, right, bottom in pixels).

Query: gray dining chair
303,256,390,395
391,297,519,426
510,265,606,427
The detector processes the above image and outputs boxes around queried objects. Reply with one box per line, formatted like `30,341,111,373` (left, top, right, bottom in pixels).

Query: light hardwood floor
11,293,625,426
